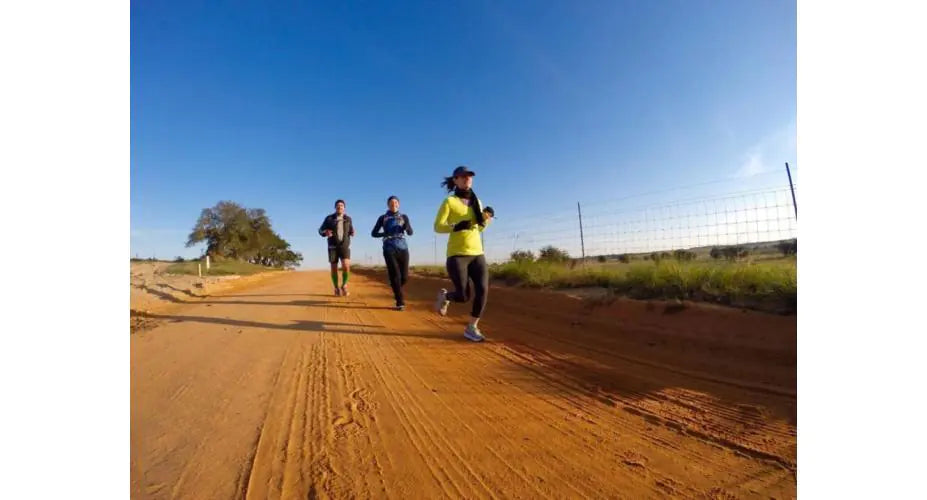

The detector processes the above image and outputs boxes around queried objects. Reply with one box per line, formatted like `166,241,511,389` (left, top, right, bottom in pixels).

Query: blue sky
131,0,796,268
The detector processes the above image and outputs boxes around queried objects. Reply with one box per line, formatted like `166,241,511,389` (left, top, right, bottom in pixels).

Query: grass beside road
412,258,796,314
164,260,284,276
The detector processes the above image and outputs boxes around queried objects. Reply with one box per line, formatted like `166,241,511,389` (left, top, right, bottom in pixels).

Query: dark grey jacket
318,213,355,248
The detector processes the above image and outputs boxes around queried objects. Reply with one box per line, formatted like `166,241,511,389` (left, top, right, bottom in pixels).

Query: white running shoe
435,289,450,316
341,286,350,297
334,287,341,296
463,324,485,342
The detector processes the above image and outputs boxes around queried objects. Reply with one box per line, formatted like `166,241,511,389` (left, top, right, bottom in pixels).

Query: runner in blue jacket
371,196,414,310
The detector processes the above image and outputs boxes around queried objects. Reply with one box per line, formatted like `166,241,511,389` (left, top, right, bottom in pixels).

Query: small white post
198,263,202,277
206,255,211,271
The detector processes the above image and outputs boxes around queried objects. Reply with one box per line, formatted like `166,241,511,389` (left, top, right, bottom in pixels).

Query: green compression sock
342,270,350,286
331,272,339,288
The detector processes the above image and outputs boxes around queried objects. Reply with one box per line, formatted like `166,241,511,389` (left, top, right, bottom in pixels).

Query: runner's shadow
139,313,459,341
198,299,395,310
131,284,183,303
221,293,332,298
128,288,389,311
157,283,203,298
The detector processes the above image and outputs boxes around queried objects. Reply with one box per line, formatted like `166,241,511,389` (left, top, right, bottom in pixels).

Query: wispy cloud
734,121,797,178
737,152,767,177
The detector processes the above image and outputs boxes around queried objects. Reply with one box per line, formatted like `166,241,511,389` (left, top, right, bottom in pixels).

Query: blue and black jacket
371,211,413,252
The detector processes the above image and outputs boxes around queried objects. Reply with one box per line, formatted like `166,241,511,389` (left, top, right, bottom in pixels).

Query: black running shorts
328,245,351,264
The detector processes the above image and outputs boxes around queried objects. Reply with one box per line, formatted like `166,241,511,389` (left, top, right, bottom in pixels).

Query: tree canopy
186,201,302,268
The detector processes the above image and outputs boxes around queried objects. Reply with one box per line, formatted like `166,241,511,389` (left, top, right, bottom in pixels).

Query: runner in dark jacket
318,199,355,296
371,196,414,310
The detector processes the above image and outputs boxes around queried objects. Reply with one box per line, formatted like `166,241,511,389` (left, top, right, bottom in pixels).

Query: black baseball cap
483,206,495,218
452,165,475,177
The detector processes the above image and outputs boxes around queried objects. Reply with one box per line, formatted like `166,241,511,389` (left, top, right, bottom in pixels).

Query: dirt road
131,269,796,499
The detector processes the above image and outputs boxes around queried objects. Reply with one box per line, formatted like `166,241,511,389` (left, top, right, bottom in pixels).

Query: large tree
186,201,303,268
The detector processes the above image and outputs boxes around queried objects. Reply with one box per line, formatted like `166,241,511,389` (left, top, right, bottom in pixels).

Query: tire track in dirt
360,307,613,499
233,350,288,499
364,310,556,497
283,341,318,497
353,327,464,498
167,366,259,499
476,297,796,460
504,314,796,398
332,331,394,498
133,270,796,499
488,338,791,490
494,337,796,472
384,312,680,488
359,270,796,497
494,342,796,497
331,360,381,496
353,297,710,498
241,335,337,499
433,347,699,497
325,296,475,499
499,297,796,396
241,341,311,499
132,302,300,499
360,340,483,497
355,310,543,499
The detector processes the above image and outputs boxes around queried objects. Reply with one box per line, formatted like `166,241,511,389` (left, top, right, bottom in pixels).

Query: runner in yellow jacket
433,165,495,342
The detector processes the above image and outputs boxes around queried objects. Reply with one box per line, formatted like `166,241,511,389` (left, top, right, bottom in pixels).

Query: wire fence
476,184,798,264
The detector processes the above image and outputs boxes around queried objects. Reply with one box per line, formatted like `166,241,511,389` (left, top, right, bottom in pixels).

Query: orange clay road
131,269,796,499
